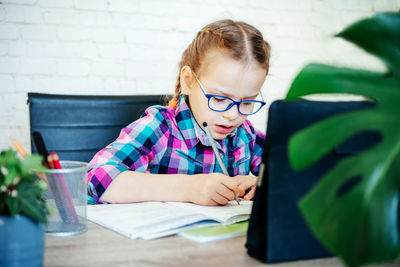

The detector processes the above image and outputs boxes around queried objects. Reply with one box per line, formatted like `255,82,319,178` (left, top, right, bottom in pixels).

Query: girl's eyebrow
208,87,259,100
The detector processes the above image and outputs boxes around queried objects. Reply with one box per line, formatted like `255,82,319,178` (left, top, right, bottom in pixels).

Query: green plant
285,12,400,267
0,149,48,224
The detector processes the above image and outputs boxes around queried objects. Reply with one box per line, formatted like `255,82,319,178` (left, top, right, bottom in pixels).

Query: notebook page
141,221,219,240
87,202,213,239
167,200,253,223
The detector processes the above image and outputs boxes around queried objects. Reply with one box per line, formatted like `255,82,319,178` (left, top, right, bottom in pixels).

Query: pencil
7,133,28,158
7,133,48,184
47,154,55,169
202,122,240,205
52,151,62,169
45,152,79,223
50,151,79,223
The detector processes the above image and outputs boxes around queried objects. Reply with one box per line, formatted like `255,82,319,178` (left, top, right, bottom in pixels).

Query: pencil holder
41,161,88,237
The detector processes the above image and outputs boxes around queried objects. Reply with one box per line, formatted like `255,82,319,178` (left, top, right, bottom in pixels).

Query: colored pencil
50,151,79,223
7,133,28,158
7,133,48,184
52,151,62,169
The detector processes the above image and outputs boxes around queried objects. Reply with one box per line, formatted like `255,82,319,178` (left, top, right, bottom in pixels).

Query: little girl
88,19,271,206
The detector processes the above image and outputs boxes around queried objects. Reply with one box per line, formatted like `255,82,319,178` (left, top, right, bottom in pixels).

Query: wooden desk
45,220,345,266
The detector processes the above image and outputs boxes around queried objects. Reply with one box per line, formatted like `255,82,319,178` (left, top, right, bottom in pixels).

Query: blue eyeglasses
193,72,266,116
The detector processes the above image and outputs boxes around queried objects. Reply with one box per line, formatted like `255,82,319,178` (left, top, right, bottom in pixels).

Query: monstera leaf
285,13,400,267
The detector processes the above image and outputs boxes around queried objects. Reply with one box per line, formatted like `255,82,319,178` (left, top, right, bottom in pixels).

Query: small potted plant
0,149,49,266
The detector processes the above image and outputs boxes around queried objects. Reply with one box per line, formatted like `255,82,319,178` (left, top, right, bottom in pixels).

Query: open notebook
87,200,252,240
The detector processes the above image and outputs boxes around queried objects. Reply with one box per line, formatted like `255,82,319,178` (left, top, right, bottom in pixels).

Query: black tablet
246,99,379,263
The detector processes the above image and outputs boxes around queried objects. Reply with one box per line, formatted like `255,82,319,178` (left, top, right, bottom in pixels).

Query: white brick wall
0,0,399,152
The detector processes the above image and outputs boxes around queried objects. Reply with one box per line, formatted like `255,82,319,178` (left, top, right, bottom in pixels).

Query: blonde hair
168,19,271,108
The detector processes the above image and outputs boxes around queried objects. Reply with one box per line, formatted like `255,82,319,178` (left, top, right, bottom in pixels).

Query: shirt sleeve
249,124,266,176
87,106,170,203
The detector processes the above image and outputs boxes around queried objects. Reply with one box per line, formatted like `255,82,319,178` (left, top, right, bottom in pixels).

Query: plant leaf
21,154,47,175
0,150,48,223
19,196,47,224
298,134,400,266
6,196,19,217
285,12,400,266
336,12,400,78
17,182,47,224
288,109,377,171
286,63,400,104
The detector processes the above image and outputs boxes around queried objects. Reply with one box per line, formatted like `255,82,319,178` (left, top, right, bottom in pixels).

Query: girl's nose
222,105,240,121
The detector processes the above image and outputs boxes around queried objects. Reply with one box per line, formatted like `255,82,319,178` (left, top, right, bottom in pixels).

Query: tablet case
246,99,379,263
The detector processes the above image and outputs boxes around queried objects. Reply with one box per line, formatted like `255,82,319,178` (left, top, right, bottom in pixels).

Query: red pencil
52,152,62,169
49,151,79,223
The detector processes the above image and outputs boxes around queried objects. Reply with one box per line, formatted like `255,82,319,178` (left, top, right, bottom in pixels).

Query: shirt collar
174,96,200,148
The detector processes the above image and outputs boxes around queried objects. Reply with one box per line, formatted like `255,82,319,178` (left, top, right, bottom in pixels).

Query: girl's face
181,49,267,140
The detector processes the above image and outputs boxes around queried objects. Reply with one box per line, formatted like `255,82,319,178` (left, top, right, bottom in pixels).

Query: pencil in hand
202,122,241,205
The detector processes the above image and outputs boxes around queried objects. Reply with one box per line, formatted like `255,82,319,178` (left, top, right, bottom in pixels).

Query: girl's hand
186,173,240,206
232,175,258,201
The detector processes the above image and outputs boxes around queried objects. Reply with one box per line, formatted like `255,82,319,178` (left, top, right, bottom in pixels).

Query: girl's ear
180,66,194,95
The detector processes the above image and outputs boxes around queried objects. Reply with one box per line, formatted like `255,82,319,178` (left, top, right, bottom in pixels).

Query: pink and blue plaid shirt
87,97,265,203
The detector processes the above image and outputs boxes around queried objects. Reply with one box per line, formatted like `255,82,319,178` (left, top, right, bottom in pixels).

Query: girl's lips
214,125,234,134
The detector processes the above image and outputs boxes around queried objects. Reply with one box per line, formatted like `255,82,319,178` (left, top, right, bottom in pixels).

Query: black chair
28,93,168,163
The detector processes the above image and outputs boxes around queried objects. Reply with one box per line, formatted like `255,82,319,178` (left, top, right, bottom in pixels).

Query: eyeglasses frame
192,71,266,116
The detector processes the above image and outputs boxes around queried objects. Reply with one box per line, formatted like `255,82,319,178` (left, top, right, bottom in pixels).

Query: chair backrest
28,93,168,163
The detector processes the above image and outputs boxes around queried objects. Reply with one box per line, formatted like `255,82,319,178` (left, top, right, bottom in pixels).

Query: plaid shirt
87,97,265,203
